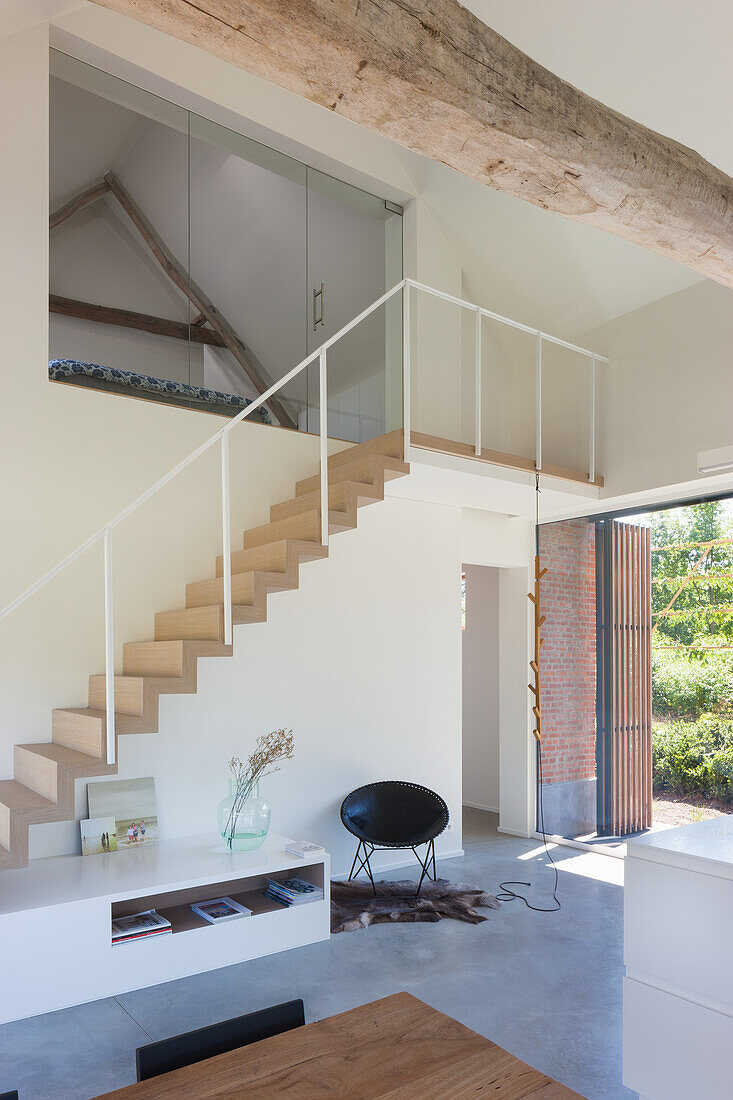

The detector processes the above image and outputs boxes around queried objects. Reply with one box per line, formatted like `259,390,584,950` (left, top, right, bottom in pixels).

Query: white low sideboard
623,816,733,1099
0,832,330,1025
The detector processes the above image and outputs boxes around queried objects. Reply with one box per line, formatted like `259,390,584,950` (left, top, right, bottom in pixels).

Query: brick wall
538,519,596,785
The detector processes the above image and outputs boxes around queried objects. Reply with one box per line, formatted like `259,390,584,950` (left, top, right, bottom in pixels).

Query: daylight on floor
1,2,731,1099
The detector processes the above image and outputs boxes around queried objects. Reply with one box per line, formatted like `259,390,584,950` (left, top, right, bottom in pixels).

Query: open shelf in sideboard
110,861,325,940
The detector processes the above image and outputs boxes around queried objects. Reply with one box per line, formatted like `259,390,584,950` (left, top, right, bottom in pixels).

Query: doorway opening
462,565,500,817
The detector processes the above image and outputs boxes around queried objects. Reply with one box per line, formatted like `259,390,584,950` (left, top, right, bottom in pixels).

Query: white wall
462,565,500,812
590,279,733,498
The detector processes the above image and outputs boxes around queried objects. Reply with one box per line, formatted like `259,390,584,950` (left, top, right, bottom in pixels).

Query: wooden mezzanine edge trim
410,431,603,488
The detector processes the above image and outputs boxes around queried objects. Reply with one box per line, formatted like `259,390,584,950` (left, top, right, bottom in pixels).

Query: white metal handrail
0,276,607,764
405,279,608,479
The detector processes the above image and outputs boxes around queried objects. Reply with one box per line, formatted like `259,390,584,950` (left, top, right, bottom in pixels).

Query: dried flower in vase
222,729,294,850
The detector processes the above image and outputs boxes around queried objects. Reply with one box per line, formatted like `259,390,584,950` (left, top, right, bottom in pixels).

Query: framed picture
80,815,118,856
87,777,159,850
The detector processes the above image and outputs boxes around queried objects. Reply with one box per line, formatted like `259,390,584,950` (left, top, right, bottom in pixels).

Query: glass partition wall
49,51,403,441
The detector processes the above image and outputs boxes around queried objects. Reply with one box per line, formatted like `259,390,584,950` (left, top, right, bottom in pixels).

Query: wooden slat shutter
597,521,652,835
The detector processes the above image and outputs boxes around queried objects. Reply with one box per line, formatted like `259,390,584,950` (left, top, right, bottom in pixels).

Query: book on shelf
264,877,324,907
190,896,252,924
284,841,324,859
111,909,172,945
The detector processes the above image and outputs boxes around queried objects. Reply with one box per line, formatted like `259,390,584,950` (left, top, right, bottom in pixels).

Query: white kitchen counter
626,813,733,876
623,816,733,1100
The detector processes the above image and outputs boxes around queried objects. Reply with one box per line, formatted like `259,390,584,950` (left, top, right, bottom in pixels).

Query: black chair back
135,998,305,1082
341,780,449,847
0,1091,18,1099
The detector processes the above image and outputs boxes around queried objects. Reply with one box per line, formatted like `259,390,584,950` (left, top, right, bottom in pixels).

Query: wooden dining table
97,992,584,1098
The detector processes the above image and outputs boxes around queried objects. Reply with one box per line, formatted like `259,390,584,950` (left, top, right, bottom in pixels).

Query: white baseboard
535,831,625,859
462,800,499,814
331,847,465,881
497,825,533,839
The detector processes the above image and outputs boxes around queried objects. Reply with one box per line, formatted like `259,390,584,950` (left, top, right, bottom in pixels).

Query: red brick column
538,520,596,785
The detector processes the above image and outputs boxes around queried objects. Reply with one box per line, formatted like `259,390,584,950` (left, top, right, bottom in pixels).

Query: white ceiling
465,0,733,177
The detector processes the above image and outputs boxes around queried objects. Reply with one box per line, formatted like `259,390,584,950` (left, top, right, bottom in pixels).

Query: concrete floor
0,809,635,1099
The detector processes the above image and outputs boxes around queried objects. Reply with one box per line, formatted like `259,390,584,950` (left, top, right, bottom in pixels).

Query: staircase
0,430,408,870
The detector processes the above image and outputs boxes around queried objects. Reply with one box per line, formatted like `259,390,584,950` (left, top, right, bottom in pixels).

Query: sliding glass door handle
313,283,325,331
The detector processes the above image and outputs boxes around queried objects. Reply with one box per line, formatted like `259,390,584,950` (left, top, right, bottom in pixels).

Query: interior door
305,168,402,441
596,519,653,836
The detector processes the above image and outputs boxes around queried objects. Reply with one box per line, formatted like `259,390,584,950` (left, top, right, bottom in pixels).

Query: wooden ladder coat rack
528,554,547,743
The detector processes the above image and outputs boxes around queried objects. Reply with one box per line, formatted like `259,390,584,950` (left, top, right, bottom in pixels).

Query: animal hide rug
331,878,500,933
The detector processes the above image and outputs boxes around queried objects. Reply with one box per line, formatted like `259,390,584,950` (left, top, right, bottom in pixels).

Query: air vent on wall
698,445,733,474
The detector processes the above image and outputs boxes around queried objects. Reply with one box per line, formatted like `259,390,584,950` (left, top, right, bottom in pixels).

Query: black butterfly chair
340,780,449,896
135,999,305,1082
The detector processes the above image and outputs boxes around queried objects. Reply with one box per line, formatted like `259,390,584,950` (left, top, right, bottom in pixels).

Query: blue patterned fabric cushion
49,359,272,423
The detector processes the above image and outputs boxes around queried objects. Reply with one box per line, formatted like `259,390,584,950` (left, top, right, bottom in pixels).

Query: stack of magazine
190,896,251,924
264,877,324,907
284,841,324,859
111,909,171,946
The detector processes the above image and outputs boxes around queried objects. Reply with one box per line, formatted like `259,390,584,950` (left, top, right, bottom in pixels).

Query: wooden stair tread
0,780,56,812
296,453,409,497
90,672,192,697
15,742,111,769
243,508,355,551
270,479,382,522
187,570,298,610
325,429,403,471
216,539,328,579
122,639,231,677
0,844,23,870
62,707,157,734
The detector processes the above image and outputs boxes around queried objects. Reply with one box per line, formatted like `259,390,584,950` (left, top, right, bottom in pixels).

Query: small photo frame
87,776,159,849
80,816,118,856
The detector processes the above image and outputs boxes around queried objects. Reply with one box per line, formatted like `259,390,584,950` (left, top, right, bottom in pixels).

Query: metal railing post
221,432,232,646
536,333,543,473
103,528,115,766
475,309,482,456
589,356,596,483
402,280,411,459
319,348,329,547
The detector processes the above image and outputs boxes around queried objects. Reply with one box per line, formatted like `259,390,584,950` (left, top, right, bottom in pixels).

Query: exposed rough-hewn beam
49,295,227,346
90,0,733,287
50,180,110,229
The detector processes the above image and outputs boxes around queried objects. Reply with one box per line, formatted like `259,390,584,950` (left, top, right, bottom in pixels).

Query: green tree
650,500,733,649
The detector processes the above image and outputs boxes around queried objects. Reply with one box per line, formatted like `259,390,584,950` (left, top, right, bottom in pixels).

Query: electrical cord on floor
497,741,561,912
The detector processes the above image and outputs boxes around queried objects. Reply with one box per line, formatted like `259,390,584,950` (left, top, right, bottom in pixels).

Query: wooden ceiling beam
50,180,110,230
49,295,227,346
90,0,733,288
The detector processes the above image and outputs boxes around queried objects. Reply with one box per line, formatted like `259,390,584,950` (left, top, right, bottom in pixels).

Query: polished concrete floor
0,809,635,1099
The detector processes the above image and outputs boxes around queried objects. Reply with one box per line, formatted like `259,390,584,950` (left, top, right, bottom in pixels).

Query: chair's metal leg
429,837,437,880
363,843,376,896
349,840,377,895
411,844,433,897
347,840,363,882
